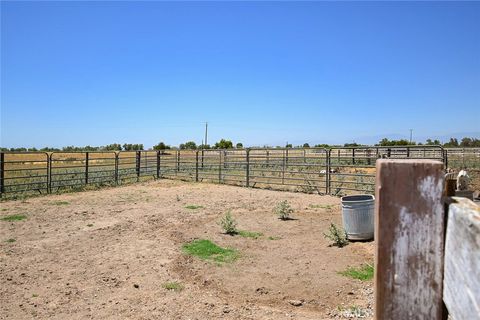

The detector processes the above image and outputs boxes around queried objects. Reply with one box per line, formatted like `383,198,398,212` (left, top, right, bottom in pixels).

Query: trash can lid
341,194,375,202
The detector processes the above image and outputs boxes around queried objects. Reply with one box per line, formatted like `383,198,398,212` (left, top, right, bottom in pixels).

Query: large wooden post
375,159,445,320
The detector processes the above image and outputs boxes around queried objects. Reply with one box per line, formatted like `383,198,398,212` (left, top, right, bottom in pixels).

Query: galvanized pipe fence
0,146,447,199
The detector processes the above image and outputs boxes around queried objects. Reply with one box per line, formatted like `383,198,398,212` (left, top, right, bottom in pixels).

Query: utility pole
410,129,413,144
204,122,208,148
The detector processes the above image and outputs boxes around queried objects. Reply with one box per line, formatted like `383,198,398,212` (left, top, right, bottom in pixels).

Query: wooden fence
374,159,479,319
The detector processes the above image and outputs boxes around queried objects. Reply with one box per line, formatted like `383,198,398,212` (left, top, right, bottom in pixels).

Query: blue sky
1,1,479,148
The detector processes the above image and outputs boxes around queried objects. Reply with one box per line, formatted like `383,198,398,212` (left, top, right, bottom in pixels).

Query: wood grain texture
443,197,480,320
374,160,445,320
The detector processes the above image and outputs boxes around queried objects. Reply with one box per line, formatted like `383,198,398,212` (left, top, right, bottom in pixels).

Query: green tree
214,139,233,149
236,142,243,149
180,141,197,150
303,143,310,148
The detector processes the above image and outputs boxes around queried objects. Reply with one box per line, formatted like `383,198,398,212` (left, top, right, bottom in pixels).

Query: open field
1,180,374,319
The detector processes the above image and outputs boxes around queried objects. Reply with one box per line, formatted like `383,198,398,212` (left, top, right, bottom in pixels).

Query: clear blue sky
1,1,479,148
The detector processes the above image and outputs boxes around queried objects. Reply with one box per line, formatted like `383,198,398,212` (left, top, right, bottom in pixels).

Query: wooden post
352,148,355,164
443,198,480,319
375,159,445,320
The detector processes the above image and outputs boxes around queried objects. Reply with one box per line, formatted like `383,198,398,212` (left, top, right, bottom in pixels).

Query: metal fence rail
0,146,448,199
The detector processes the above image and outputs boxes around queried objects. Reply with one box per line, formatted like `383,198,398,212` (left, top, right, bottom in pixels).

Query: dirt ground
1,180,374,320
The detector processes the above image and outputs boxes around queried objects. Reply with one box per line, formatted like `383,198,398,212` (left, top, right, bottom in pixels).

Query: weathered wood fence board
374,160,445,319
443,197,480,319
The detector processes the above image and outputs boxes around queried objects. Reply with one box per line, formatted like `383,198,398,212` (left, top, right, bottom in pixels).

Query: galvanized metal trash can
341,194,375,240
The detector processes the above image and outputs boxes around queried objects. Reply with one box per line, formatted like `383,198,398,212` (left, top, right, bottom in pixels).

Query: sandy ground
1,180,374,320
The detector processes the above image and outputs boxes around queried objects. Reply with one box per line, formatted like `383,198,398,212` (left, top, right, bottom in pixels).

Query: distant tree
153,142,171,150
214,139,233,149
443,138,459,148
344,142,361,147
198,144,211,149
236,142,243,149
376,138,416,146
314,143,330,148
123,143,143,151
285,143,292,148
303,143,310,148
425,139,441,145
180,141,197,150
103,143,122,151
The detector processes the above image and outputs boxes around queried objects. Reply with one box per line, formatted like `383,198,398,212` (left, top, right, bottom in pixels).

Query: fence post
115,152,119,185
218,150,222,183
177,150,180,172
195,151,199,182
374,159,445,320
282,149,286,184
156,151,161,179
326,149,331,194
85,152,89,185
246,149,250,187
352,148,355,164
47,153,52,193
0,153,4,198
201,149,204,168
136,151,140,181
407,147,410,158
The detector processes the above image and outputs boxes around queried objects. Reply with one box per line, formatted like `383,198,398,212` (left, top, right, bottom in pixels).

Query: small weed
182,239,238,263
1,208,7,211
52,201,70,206
185,205,203,210
87,223,94,227
219,211,238,235
274,200,294,220
176,195,181,202
238,230,263,239
309,204,335,210
323,223,349,247
1,214,27,222
6,238,16,243
339,264,374,281
32,294,38,298
267,236,282,240
162,281,184,292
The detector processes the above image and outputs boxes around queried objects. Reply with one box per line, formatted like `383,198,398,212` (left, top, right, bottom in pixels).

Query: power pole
204,122,208,148
410,129,413,144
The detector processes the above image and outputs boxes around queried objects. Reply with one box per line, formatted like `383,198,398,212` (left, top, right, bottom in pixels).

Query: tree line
2,137,479,152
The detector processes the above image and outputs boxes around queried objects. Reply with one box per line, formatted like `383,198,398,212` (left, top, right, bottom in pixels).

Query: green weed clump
219,211,238,235
338,264,374,281
1,214,27,222
182,239,238,263
274,200,294,220
185,205,203,210
162,281,184,292
323,223,349,247
237,230,263,239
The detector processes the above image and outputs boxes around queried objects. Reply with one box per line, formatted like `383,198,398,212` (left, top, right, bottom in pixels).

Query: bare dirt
1,180,374,319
